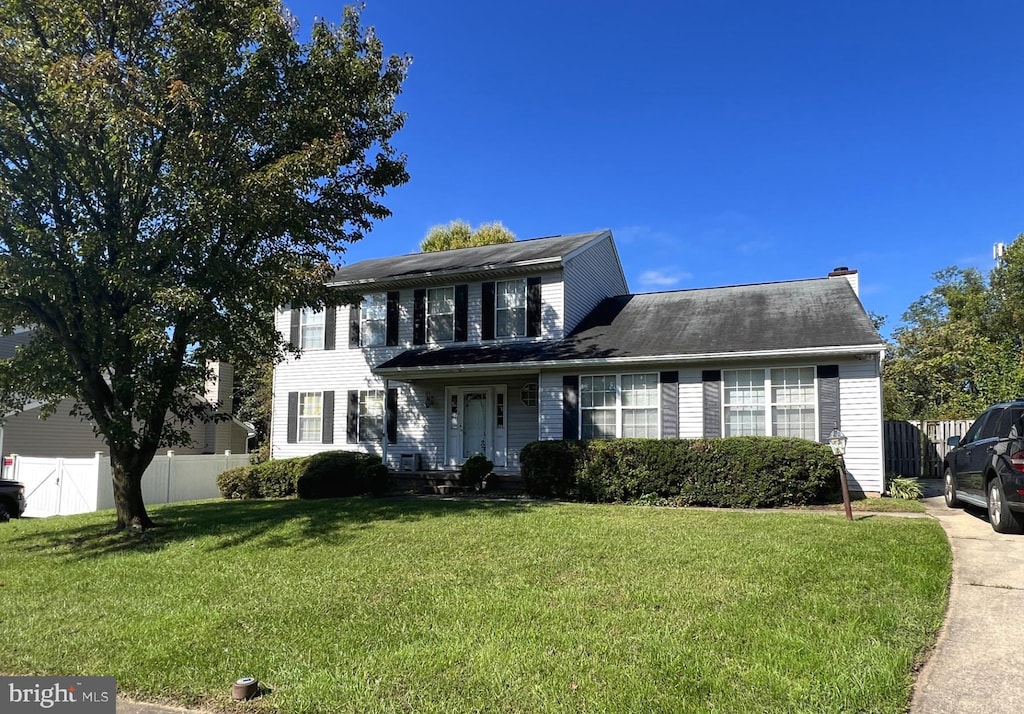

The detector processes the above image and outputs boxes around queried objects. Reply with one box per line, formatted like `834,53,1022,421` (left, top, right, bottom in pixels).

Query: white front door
444,386,506,467
461,390,489,459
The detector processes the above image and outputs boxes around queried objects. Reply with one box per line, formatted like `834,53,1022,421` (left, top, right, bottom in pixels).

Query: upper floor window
427,287,455,342
496,279,527,337
298,392,323,442
361,293,387,347
723,367,816,439
300,308,325,350
580,373,658,439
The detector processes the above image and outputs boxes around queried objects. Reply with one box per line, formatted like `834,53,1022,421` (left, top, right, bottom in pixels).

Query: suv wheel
0,504,9,523
944,468,962,508
988,478,1024,535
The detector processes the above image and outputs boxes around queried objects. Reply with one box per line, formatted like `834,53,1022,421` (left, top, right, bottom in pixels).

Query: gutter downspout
382,377,389,469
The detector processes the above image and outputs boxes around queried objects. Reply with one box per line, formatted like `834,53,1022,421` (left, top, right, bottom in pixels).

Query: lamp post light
828,427,853,521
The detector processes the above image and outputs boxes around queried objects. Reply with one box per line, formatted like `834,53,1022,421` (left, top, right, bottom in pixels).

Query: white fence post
166,450,174,504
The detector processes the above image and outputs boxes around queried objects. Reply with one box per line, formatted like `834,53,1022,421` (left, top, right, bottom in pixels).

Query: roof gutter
373,343,888,376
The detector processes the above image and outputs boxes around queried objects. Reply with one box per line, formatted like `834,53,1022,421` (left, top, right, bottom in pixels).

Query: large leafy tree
0,0,409,531
884,247,1024,420
420,219,515,252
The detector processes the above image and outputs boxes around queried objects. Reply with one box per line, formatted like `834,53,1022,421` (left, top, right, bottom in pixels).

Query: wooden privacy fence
884,420,974,478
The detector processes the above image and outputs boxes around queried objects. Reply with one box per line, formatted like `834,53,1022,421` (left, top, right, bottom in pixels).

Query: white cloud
637,269,692,289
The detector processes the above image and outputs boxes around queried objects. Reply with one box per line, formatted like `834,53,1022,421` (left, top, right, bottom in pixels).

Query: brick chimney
828,266,859,296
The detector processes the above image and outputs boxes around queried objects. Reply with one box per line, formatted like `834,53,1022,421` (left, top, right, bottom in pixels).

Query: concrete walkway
911,480,1024,713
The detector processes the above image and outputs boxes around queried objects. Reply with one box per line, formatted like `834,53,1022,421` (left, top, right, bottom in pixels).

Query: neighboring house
0,332,251,458
271,230,887,493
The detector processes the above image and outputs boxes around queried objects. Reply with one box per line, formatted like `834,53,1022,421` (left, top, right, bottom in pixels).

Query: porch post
382,378,389,469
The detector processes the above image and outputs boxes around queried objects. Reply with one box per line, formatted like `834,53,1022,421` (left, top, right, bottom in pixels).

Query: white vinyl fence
10,451,249,518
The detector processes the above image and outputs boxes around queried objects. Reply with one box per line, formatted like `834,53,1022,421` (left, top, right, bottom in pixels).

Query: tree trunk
111,453,155,532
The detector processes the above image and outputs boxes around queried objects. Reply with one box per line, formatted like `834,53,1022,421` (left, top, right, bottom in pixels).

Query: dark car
944,400,1024,534
0,478,27,521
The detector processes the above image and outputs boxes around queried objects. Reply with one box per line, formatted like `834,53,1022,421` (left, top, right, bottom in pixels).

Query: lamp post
829,427,853,521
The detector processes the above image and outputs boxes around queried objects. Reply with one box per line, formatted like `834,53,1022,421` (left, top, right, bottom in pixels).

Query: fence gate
884,419,974,478
15,456,100,518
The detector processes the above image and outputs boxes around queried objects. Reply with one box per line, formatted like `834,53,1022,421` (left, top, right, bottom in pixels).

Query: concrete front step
388,470,524,495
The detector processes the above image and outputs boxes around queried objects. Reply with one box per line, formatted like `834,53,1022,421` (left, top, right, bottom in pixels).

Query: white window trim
721,366,818,438
358,389,385,443
361,293,387,347
299,308,325,350
297,391,323,443
426,286,455,343
579,372,660,439
496,278,528,339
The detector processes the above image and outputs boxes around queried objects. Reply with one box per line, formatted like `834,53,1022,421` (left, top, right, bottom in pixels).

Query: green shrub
888,476,923,500
296,451,387,499
520,440,587,498
521,437,840,508
217,457,308,499
460,454,493,491
217,465,260,500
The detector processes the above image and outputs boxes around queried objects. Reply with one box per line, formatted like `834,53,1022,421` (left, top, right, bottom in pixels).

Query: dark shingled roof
374,277,883,371
330,231,607,284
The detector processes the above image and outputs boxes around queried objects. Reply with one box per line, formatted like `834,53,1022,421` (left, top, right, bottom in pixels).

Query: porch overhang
372,342,888,378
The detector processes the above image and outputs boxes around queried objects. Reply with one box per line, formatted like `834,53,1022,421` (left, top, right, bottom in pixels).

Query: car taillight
1012,450,1024,473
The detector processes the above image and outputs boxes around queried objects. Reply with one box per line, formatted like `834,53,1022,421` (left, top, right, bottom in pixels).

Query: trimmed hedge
296,451,389,499
217,451,388,500
520,437,841,508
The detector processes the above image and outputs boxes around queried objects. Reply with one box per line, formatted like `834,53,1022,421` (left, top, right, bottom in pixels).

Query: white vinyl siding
838,357,884,494
562,234,629,334
678,368,704,438
361,293,387,347
538,371,564,440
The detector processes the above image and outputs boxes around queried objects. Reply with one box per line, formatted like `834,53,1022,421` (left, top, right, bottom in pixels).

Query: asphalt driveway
911,481,1024,713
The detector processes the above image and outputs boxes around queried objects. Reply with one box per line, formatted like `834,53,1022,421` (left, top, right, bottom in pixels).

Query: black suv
0,478,27,521
944,400,1024,534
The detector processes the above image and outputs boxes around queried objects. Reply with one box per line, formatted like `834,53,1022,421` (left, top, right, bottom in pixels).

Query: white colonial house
271,230,887,493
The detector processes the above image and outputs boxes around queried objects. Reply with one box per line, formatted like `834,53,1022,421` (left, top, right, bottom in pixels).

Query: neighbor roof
374,277,884,373
330,231,608,286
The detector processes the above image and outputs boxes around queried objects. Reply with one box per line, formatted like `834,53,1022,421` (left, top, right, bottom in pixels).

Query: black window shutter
817,365,840,442
386,388,398,444
413,289,426,345
660,371,679,439
322,391,335,444
454,284,468,342
563,375,580,440
289,308,300,347
702,370,722,438
346,390,359,444
324,307,336,351
386,291,400,346
527,277,542,337
287,392,298,443
481,282,496,340
348,303,361,348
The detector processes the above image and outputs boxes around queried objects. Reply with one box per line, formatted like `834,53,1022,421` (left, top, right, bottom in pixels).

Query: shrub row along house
271,231,887,493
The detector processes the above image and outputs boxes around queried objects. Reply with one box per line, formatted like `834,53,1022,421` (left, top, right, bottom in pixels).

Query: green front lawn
0,498,950,713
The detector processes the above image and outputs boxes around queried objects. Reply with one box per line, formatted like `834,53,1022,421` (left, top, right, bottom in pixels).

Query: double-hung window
426,287,455,342
358,390,384,442
580,373,659,439
299,308,325,350
298,392,323,442
361,293,387,347
621,373,659,437
723,367,816,438
496,279,527,337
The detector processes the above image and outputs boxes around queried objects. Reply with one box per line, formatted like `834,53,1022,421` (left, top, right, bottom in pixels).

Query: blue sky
284,0,1024,337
